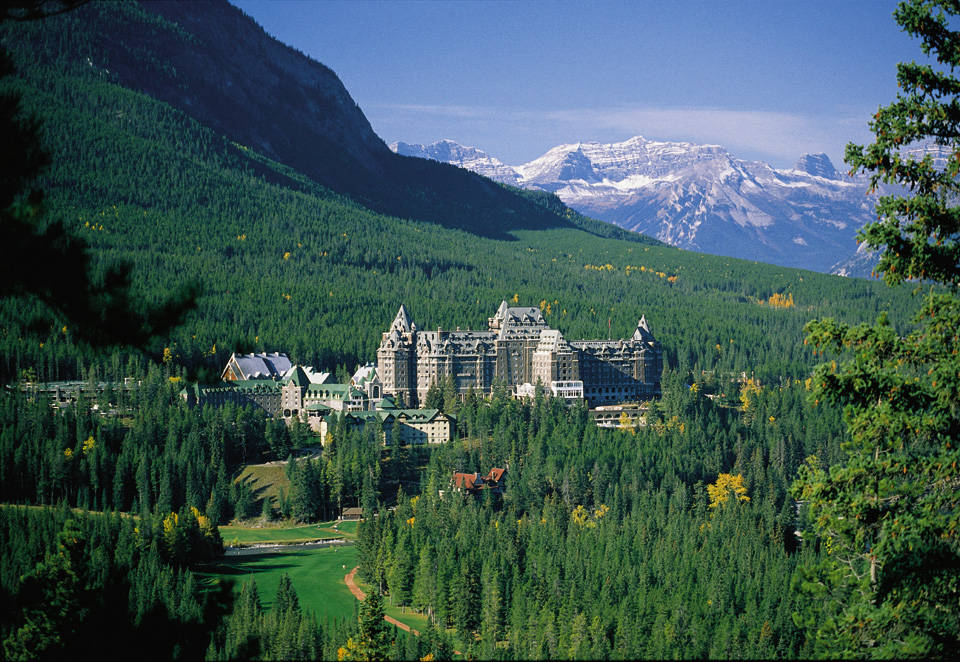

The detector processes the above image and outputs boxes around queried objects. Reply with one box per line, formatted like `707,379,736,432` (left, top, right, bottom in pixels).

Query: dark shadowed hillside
7,0,616,239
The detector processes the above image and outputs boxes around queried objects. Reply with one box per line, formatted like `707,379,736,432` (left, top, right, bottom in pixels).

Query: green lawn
202,519,430,642
337,520,358,536
219,520,354,546
199,545,358,623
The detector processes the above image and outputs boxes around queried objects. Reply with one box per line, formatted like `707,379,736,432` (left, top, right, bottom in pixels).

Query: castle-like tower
376,302,662,407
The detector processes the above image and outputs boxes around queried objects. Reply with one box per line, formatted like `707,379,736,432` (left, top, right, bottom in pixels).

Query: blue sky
231,0,920,169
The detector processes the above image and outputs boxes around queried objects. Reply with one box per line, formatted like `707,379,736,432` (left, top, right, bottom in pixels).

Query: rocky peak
392,135,888,273
556,147,599,182
793,153,839,179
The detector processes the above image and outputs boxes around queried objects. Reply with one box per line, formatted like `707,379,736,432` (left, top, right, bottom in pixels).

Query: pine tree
793,1,960,656
355,589,393,661
225,579,262,659
337,589,393,661
424,381,443,410
386,536,413,608
274,573,300,616
441,374,458,415
412,544,436,623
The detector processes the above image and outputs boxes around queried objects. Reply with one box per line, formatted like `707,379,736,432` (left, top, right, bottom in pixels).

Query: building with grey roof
377,301,662,407
221,352,293,381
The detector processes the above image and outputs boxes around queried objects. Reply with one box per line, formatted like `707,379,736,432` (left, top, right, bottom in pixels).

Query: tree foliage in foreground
793,1,960,656
0,504,227,660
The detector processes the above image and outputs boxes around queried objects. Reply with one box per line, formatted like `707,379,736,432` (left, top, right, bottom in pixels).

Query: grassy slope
219,520,353,546
201,541,429,636
200,545,359,623
233,463,291,510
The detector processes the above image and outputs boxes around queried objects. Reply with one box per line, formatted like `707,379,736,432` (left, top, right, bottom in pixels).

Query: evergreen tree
2,540,81,660
386,535,413,608
225,579,262,659
412,544,436,623
232,479,257,521
274,573,300,616
441,374,458,415
794,1,960,656
424,381,443,411
289,458,321,522
341,589,392,662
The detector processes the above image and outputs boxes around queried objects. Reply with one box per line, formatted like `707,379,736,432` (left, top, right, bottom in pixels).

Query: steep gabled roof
283,365,311,388
341,410,394,424
504,306,545,326
390,305,414,333
395,408,447,423
534,329,572,354
282,365,329,384
452,472,483,491
351,363,379,386
632,315,655,342
378,394,399,410
484,467,507,483
223,352,292,380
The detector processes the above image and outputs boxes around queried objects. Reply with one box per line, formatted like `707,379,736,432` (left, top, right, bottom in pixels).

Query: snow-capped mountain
391,139,523,186
391,136,883,274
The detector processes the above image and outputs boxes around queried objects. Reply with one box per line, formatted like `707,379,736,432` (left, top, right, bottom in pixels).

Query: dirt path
344,566,421,636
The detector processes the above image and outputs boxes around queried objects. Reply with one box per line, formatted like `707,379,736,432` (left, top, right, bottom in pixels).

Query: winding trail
344,566,421,636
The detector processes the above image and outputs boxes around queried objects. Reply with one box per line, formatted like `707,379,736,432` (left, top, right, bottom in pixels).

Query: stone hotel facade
377,302,662,407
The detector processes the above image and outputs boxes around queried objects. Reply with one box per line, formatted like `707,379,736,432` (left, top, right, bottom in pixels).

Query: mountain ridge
393,137,883,273
15,0,616,240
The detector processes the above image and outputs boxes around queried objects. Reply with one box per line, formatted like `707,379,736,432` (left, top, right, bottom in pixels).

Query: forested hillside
358,378,839,658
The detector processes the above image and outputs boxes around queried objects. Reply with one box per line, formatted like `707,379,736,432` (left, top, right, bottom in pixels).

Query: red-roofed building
451,472,484,494
483,467,508,494
450,467,507,496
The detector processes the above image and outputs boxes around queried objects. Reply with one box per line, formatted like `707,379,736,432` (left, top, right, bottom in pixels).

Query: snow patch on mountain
390,136,885,273
391,139,522,186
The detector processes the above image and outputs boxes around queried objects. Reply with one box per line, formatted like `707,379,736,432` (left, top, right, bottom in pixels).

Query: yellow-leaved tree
707,473,750,510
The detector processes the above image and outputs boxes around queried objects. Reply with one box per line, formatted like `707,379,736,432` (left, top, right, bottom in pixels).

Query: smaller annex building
182,353,454,445
317,406,454,446
222,352,297,381
446,467,508,497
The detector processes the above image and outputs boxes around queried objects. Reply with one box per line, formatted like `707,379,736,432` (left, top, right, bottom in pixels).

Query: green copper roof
395,408,455,422
282,365,311,387
378,395,399,410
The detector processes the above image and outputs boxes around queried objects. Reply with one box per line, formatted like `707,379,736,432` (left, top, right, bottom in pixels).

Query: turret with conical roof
379,305,419,408
390,304,414,333
632,315,655,343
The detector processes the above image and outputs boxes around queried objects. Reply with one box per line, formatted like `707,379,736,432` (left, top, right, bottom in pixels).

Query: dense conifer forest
1,1,956,659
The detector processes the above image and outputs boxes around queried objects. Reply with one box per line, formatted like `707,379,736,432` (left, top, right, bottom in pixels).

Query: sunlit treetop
846,0,960,288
